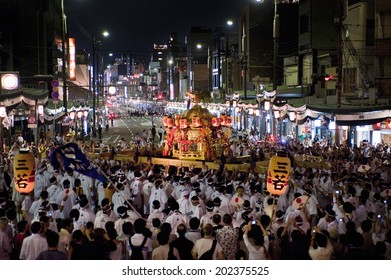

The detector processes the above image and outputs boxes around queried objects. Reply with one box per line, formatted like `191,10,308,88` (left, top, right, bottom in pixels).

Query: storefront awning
0,87,48,107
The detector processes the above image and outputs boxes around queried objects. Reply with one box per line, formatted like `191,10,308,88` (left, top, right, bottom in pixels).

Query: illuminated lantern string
14,149,35,194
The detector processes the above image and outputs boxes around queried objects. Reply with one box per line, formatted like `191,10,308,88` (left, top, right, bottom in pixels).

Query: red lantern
179,118,188,129
162,116,168,126
167,118,174,128
174,114,182,126
226,116,232,126
211,117,220,127
220,116,227,126
192,116,201,127
14,149,35,194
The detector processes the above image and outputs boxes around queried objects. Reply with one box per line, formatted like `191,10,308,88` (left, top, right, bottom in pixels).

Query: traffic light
324,74,334,81
312,73,335,84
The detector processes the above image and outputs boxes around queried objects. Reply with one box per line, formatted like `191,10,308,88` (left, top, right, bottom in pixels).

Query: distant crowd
1,132,391,260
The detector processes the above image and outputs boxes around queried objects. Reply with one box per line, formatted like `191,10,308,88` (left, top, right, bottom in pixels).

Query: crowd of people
1,132,391,261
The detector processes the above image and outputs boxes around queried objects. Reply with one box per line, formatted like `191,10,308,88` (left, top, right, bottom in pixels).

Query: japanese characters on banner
14,149,35,194
267,155,291,196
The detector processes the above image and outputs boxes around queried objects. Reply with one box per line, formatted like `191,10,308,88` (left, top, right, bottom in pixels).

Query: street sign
52,90,59,100
28,124,37,128
27,116,36,124
51,80,59,87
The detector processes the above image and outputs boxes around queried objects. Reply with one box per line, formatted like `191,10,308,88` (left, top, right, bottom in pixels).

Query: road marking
120,119,133,135
113,135,121,143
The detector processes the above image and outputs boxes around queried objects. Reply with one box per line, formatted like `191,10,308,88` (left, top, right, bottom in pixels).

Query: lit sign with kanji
14,150,35,194
267,155,291,196
69,38,76,81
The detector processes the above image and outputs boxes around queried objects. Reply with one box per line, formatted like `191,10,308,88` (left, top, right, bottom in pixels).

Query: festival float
162,92,232,162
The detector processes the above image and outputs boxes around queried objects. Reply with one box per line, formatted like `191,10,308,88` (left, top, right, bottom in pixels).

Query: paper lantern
174,114,182,126
14,149,35,194
179,118,188,129
167,118,174,128
266,155,291,196
226,116,232,126
211,117,220,127
162,116,168,126
192,116,201,127
220,116,227,126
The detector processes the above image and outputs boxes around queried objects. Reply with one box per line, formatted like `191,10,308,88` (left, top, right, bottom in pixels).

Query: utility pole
224,37,229,99
241,23,247,100
273,0,279,91
335,0,346,145
92,34,96,137
207,46,212,99
60,0,67,114
336,0,345,108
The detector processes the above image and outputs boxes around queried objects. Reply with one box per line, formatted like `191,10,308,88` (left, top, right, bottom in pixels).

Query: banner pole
92,163,143,219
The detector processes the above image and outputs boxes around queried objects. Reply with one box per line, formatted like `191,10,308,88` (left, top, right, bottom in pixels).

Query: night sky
66,0,250,60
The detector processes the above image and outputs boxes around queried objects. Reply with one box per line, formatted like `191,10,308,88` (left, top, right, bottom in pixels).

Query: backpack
199,240,217,260
130,236,147,260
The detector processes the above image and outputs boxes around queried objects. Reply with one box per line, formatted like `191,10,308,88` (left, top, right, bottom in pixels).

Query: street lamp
256,95,263,140
168,58,174,101
82,105,89,142
227,18,247,99
69,105,76,141
256,0,279,91
264,99,272,136
0,106,6,150
274,109,281,141
36,105,44,145
60,0,67,114
76,106,83,142
256,93,271,140
289,111,300,144
196,43,211,96
224,19,239,99
241,25,248,100
232,100,237,129
92,30,109,138
273,0,279,91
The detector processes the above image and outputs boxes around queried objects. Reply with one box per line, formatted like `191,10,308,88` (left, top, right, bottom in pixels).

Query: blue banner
50,143,108,183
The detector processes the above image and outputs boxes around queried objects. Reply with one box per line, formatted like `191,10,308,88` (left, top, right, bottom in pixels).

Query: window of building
366,19,374,46
300,14,310,34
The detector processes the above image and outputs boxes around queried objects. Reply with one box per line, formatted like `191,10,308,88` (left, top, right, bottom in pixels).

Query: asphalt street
99,106,163,146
